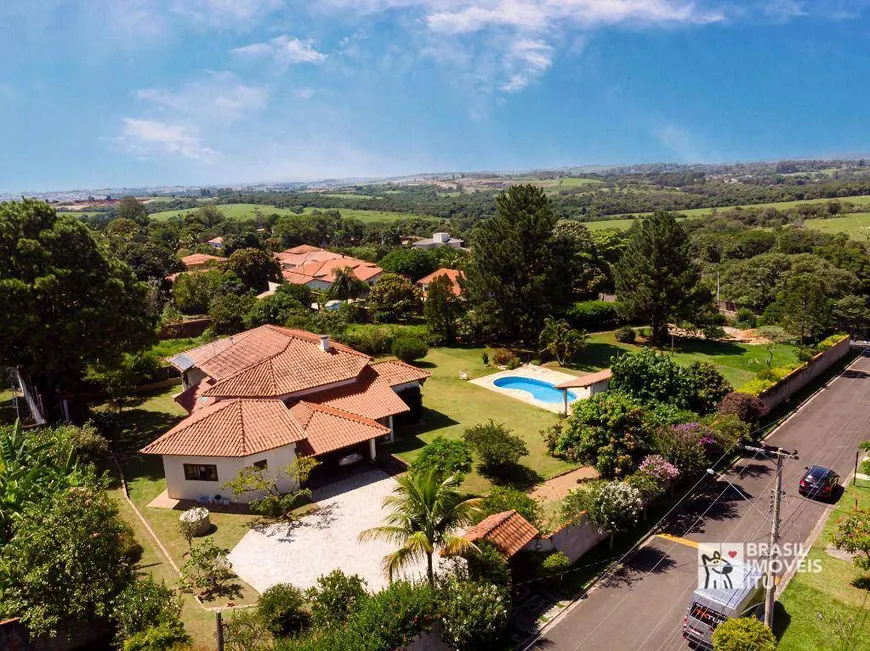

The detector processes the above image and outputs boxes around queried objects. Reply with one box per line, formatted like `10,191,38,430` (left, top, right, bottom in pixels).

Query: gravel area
227,469,433,593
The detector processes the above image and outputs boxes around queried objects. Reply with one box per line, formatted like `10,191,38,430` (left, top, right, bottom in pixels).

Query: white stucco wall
162,444,299,502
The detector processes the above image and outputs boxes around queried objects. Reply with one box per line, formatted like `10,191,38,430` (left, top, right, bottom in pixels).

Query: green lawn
542,331,798,389
150,334,215,359
776,480,870,650
149,202,436,223
805,212,870,241
100,389,263,647
391,346,570,495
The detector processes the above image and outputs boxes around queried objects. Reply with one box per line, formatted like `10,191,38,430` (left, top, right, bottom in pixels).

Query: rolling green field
149,202,436,223
805,212,870,240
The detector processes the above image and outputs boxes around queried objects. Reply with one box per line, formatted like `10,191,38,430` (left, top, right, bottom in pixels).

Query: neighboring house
180,253,225,269
411,232,464,249
141,325,430,502
281,256,383,292
417,268,463,298
207,236,224,250
274,245,344,270
165,253,226,282
256,281,281,299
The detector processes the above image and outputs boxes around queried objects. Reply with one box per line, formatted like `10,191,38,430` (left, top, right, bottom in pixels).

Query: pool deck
470,364,580,414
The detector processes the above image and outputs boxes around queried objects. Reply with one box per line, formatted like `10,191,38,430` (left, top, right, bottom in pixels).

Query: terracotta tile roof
371,360,432,387
286,244,324,254
198,325,370,398
290,401,389,456
282,270,318,285
464,510,539,558
208,236,224,245
181,253,225,268
140,399,306,457
173,379,216,414
295,257,383,283
554,369,612,389
303,366,410,420
417,268,463,296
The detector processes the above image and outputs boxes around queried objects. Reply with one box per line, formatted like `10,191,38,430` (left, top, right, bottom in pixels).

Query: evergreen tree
614,212,701,345
463,185,571,343
424,274,459,345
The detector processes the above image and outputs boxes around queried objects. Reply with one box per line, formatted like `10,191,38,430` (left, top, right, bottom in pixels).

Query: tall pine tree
463,185,571,343
614,212,700,345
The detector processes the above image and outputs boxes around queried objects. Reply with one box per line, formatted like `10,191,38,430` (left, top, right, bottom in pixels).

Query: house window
183,464,219,481
252,459,268,470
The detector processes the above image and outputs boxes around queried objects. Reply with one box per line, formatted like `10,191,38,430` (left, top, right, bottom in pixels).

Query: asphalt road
530,354,870,651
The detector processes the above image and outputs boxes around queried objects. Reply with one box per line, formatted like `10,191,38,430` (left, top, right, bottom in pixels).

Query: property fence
757,335,852,411
158,317,211,339
523,514,608,563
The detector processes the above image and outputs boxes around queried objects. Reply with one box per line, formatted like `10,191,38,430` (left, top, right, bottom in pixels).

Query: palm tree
359,471,482,585
329,266,367,301
539,317,588,366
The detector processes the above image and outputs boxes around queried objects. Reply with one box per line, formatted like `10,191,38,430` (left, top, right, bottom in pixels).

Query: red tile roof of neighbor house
464,510,539,558
554,368,612,389
286,244,324,254
417,268,464,296
208,236,224,245
295,257,383,283
275,248,344,269
371,360,433,386
290,401,389,456
180,253,225,268
140,399,307,457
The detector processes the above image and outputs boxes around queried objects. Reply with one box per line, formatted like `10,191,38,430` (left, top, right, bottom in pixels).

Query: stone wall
758,335,852,411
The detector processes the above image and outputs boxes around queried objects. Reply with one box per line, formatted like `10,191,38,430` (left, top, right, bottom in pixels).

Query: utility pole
743,444,799,630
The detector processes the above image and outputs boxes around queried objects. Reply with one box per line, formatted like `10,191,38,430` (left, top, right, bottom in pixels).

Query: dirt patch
531,467,600,502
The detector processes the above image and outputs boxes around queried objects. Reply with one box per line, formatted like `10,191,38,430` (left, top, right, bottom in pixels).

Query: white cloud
170,0,284,27
232,35,327,69
293,87,315,99
135,72,269,123
119,119,218,161
501,39,553,92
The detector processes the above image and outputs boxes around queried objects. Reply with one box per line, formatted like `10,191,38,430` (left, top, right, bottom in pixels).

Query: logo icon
698,543,744,590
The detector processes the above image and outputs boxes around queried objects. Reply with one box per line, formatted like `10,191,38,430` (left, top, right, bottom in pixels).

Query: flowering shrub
440,580,510,650
653,423,710,478
585,481,642,536
637,455,680,483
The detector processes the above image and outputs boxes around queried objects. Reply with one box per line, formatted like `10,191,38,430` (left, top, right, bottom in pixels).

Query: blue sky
2,0,870,192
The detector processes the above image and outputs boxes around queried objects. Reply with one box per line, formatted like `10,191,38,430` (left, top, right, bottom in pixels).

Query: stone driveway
227,468,431,593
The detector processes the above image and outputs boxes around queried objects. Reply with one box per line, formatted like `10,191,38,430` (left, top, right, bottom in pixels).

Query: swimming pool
493,376,576,404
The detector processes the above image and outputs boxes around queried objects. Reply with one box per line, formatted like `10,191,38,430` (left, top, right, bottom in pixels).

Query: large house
274,246,383,291
141,325,430,502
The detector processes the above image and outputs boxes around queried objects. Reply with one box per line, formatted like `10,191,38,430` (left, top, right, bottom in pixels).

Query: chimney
319,335,330,352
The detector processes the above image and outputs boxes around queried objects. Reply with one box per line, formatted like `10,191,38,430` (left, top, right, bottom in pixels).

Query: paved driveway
228,468,430,593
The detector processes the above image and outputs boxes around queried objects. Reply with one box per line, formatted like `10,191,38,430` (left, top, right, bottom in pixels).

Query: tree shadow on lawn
481,462,544,492
668,338,751,357
390,408,460,457
566,342,627,372
104,407,187,484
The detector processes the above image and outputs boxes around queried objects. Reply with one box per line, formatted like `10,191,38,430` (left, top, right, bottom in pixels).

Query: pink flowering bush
638,455,680,483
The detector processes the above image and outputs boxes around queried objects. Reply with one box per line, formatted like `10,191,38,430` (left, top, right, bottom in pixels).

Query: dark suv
798,465,839,502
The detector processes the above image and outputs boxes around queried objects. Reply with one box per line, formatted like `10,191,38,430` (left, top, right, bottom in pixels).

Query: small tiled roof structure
464,510,539,558
180,253,225,269
290,401,389,456
417,268,463,297
371,359,433,387
554,369,612,389
207,236,224,245
140,399,306,457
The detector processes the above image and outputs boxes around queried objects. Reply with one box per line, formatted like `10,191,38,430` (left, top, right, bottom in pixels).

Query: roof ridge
236,400,247,456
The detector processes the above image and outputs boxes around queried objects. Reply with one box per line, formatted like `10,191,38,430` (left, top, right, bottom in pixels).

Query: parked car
798,465,839,502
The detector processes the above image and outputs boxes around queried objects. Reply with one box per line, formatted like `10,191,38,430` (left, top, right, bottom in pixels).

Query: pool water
493,376,576,404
